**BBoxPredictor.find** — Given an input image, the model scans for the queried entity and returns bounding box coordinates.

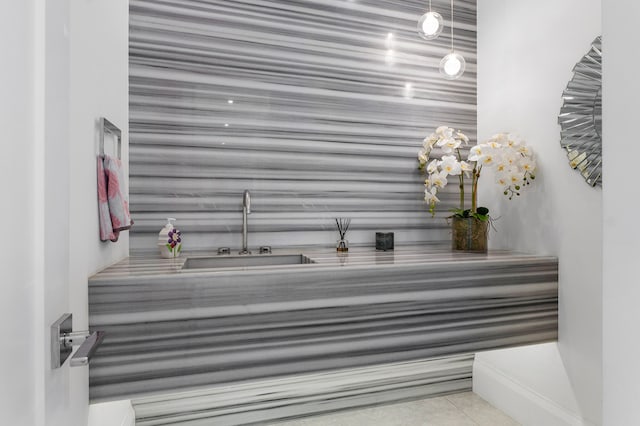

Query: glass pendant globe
[439,52,466,80]
[417,11,444,40]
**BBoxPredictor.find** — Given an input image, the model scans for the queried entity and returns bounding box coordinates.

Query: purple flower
[168,228,182,248]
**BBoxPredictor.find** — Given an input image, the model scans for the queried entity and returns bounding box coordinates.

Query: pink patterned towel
[98,155,133,242]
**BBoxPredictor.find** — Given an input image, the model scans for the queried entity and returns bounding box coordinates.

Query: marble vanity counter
[88,246,558,403]
[90,245,557,278]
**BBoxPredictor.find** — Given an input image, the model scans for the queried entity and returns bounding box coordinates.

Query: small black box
[375,232,394,251]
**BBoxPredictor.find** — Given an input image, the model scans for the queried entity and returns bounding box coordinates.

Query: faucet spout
[243,190,251,214]
[240,190,251,254]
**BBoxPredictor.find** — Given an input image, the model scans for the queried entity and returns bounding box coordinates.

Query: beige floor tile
[271,397,478,426]
[445,392,520,426]
[270,392,519,426]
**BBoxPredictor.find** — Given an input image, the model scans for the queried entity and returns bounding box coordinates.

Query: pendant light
[439,0,465,80]
[417,0,444,40]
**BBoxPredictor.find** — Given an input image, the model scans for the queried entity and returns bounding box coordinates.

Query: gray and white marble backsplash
[129,0,477,251]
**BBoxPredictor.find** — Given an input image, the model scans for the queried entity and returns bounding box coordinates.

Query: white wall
[43,1,75,424]
[68,0,130,340]
[68,0,130,419]
[476,1,602,425]
[0,1,129,424]
[0,1,38,424]
[601,2,640,425]
[474,343,584,426]
[2,0,84,424]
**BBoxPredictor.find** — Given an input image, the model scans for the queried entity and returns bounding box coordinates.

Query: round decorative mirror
[558,36,602,187]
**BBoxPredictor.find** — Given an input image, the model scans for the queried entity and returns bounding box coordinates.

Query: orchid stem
[459,176,464,210]
[471,166,481,213]
[455,148,464,210]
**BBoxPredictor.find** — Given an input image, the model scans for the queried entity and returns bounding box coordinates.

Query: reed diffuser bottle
[335,218,351,252]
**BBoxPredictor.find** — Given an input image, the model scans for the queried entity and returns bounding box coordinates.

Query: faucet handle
[259,246,272,254]
[217,247,231,255]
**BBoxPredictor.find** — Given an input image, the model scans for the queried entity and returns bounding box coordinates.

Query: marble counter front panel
[88,247,558,402]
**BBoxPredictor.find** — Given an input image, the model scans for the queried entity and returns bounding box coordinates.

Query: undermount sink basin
[182,254,315,270]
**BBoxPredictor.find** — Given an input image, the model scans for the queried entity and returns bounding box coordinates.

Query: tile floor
[270,392,519,426]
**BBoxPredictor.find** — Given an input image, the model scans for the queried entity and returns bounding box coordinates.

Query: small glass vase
[336,238,349,252]
[451,216,488,252]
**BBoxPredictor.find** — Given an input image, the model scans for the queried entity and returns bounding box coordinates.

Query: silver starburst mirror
[558,36,602,187]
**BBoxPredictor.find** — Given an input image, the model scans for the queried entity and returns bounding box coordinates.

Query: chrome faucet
[239,190,251,254]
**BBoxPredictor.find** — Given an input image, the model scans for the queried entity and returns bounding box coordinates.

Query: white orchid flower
[517,144,531,156]
[423,133,439,149]
[496,174,509,187]
[428,171,448,189]
[419,128,537,211]
[507,134,523,147]
[520,157,536,173]
[424,177,432,189]
[440,155,462,176]
[503,152,519,167]
[495,162,509,173]
[424,187,440,204]
[468,145,484,162]
[435,126,454,138]
[442,138,462,153]
[509,171,525,186]
[481,154,496,166]
[427,159,439,174]
[418,149,428,166]
[436,137,451,146]
[457,132,469,144]
[460,161,473,177]
[491,133,508,144]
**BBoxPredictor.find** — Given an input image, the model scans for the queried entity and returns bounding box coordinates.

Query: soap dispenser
[158,218,182,258]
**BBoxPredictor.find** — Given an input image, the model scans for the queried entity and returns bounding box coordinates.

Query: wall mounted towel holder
[99,117,122,159]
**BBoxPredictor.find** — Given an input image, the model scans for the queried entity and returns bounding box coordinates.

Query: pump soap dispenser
[158,218,182,258]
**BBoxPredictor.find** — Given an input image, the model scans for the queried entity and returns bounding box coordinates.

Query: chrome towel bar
[99,117,122,159]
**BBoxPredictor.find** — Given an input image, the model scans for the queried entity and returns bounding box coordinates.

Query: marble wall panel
[129,0,477,251]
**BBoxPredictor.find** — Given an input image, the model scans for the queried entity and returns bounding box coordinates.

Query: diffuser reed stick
[335,218,351,252]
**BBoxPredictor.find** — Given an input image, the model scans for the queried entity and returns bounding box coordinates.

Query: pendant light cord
[450,0,454,52]
[429,0,432,12]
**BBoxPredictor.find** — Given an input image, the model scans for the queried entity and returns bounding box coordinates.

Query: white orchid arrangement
[418,127,536,220]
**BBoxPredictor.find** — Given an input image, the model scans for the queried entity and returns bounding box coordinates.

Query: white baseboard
[473,358,594,426]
